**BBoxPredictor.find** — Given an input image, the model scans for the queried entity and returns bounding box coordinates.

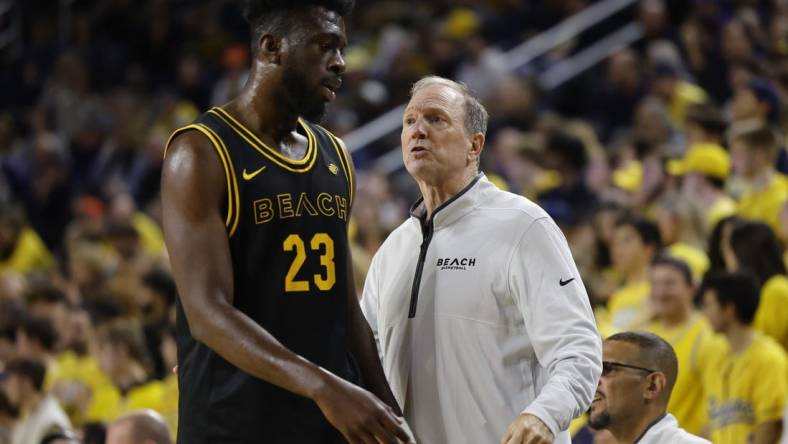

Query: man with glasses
[589,331,710,443]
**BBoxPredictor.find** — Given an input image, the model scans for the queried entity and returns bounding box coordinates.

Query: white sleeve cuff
[522,404,560,440]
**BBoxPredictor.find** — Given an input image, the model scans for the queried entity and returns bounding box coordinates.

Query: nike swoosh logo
[242,166,266,181]
[559,277,575,286]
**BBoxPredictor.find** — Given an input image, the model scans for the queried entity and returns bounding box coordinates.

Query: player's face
[589,341,648,430]
[649,264,692,321]
[401,84,476,186]
[282,7,347,122]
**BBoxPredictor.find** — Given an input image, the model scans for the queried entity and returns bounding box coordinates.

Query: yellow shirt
[645,313,714,434]
[703,332,788,444]
[736,173,788,234]
[755,275,788,350]
[607,280,650,330]
[0,227,54,274]
[86,379,166,422]
[131,212,165,258]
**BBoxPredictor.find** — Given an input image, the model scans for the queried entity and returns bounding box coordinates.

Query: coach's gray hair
[410,76,489,136]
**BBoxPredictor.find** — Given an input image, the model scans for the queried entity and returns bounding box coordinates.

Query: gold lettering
[317,193,335,216]
[277,194,294,219]
[335,195,347,221]
[295,192,319,217]
[253,198,274,224]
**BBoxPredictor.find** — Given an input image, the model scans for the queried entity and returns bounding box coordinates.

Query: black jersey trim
[209,108,318,173]
[165,123,239,237]
[315,125,354,207]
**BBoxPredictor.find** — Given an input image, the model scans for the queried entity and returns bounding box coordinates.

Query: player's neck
[724,322,755,354]
[231,76,301,144]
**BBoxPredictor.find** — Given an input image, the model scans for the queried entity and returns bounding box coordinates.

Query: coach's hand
[314,374,413,444]
[500,413,554,444]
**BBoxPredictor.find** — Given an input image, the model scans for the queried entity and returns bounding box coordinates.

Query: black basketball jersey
[166,107,356,443]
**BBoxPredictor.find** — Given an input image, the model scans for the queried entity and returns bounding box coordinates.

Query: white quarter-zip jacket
[636,413,711,444]
[361,175,602,444]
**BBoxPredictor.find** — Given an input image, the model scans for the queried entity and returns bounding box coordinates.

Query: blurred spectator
[729,122,788,233]
[683,103,728,147]
[608,215,662,329]
[3,357,72,444]
[649,63,707,129]
[668,142,735,240]
[105,410,171,444]
[642,255,715,435]
[731,77,783,125]
[700,272,787,444]
[87,319,164,423]
[0,203,54,277]
[722,221,788,351]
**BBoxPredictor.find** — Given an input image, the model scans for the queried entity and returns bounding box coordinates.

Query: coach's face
[281,6,346,121]
[589,340,646,430]
[401,84,478,186]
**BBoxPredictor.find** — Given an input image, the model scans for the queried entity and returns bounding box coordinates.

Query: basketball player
[161,1,410,442]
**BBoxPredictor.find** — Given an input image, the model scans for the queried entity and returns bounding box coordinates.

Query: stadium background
[0,0,787,443]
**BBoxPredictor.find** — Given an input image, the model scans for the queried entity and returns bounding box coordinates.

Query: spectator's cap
[612,161,643,192]
[747,77,781,123]
[667,143,731,179]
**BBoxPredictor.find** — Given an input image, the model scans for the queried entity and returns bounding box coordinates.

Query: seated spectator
[642,255,715,435]
[722,221,788,350]
[608,215,662,329]
[701,272,787,444]
[2,357,72,444]
[588,331,709,443]
[86,319,164,423]
[729,122,788,233]
[0,203,54,276]
[668,142,736,237]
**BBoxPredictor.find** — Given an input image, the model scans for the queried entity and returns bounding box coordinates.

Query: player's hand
[500,413,554,444]
[314,374,414,444]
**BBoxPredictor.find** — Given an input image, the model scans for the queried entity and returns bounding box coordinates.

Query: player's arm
[753,420,782,444]
[162,132,409,444]
[335,137,404,417]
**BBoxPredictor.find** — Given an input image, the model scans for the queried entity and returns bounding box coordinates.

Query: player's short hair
[243,0,354,50]
[701,271,760,324]
[614,214,662,251]
[651,254,693,286]
[606,331,678,397]
[6,357,47,392]
[410,76,489,137]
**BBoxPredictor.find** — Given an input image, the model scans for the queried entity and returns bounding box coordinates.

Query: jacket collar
[409,173,487,230]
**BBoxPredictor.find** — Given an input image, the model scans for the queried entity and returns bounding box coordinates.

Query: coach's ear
[468,132,484,166]
[258,33,283,64]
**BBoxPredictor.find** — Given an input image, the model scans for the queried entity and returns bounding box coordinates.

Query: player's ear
[258,33,284,64]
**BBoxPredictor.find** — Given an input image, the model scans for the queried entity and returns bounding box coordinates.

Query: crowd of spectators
[1,0,788,443]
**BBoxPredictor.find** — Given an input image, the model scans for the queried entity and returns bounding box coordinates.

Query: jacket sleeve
[507,217,603,437]
[360,252,383,360]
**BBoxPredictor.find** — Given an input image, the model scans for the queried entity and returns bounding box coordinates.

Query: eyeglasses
[602,361,657,376]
